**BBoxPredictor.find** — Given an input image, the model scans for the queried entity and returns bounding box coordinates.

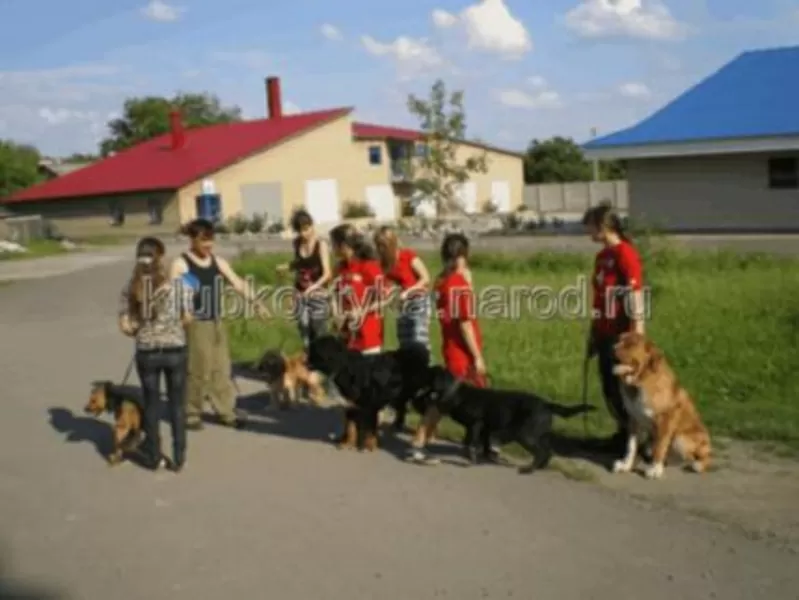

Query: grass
[226,240,799,456]
[0,239,68,261]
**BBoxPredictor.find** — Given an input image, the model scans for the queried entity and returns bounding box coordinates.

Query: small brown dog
[256,350,326,409]
[84,381,143,466]
[612,332,712,479]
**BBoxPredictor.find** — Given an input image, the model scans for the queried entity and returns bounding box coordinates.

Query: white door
[490,180,511,212]
[365,184,396,221]
[454,182,477,213]
[304,179,340,223]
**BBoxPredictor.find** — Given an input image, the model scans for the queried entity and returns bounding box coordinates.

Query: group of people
[117,201,645,471]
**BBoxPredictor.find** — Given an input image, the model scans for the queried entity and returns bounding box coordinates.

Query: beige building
[583,46,799,232]
[2,76,524,238]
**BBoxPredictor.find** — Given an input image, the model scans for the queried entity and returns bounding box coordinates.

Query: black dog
[306,335,430,450]
[416,366,595,474]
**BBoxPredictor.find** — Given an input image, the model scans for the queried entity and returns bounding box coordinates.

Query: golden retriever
[611,332,711,479]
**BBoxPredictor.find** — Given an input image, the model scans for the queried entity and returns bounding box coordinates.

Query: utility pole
[590,127,599,181]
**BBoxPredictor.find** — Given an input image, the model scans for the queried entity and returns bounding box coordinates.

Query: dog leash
[120,355,135,386]
[581,354,591,439]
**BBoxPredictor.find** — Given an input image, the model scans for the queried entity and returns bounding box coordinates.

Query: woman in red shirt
[408,232,488,464]
[373,226,432,350]
[583,202,646,453]
[329,223,385,354]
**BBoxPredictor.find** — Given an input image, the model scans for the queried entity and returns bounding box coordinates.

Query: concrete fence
[523,180,628,217]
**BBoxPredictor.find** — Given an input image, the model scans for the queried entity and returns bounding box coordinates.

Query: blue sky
[1,0,797,156]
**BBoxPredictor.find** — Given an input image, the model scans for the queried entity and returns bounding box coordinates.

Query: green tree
[405,79,489,214]
[62,152,97,162]
[99,92,242,157]
[0,140,43,198]
[523,136,625,183]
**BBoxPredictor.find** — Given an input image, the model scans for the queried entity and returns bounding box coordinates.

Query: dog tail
[546,402,596,419]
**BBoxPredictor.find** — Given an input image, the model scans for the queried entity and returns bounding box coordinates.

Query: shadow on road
[47,407,112,462]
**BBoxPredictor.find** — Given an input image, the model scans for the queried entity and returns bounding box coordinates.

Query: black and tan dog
[84,381,144,466]
[416,366,595,473]
[256,349,326,409]
[306,335,431,451]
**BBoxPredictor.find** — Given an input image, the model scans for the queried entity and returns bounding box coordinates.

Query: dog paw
[612,459,633,473]
[643,462,665,479]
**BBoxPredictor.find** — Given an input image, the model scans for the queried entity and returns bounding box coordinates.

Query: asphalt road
[0,239,797,598]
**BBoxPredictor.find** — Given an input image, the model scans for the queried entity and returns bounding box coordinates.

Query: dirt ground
[542,440,799,552]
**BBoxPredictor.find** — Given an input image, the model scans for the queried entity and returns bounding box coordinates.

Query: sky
[0,0,798,157]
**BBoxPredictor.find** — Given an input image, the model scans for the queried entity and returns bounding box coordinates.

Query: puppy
[83,381,143,466]
[416,366,595,473]
[256,350,325,409]
[611,332,711,479]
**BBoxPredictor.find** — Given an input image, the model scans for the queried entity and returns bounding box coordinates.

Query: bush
[248,213,265,233]
[343,201,375,219]
[228,214,249,235]
[227,245,799,450]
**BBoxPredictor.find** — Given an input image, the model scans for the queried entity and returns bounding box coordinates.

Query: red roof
[352,122,422,142]
[6,108,351,203]
[352,121,524,158]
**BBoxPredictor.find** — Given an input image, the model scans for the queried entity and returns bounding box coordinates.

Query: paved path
[1,255,798,599]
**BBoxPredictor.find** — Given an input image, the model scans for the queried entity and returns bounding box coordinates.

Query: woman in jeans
[118,237,192,472]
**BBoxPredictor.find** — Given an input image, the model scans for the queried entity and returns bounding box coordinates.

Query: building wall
[627,153,799,231]
[3,192,179,238]
[455,146,524,213]
[178,115,395,223]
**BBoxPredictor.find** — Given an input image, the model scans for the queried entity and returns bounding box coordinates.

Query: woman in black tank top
[277,209,332,349]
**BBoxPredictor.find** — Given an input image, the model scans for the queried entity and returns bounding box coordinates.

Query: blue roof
[584,45,799,149]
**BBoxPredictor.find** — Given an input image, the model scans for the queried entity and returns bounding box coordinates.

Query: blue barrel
[195,193,222,222]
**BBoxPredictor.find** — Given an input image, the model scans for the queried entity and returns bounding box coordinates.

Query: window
[147,198,163,225]
[368,145,382,165]
[767,157,798,189]
[109,201,125,226]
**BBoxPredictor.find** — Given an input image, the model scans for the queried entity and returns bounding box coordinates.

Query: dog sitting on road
[255,349,325,410]
[415,366,595,473]
[83,381,143,466]
[306,335,431,451]
[611,332,711,479]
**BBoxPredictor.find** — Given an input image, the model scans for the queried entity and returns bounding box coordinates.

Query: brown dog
[611,332,711,479]
[84,381,143,466]
[256,350,326,409]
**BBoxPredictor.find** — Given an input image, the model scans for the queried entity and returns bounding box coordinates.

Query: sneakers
[406,447,440,466]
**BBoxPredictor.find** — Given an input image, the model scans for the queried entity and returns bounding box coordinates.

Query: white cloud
[528,75,547,87]
[283,101,301,115]
[38,107,99,125]
[432,9,458,28]
[496,88,561,109]
[141,0,183,22]
[432,0,532,59]
[209,50,272,70]
[564,0,686,41]
[361,35,444,79]
[618,82,651,97]
[320,24,343,41]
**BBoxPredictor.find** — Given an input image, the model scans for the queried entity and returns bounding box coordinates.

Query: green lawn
[0,239,68,261]
[227,241,799,451]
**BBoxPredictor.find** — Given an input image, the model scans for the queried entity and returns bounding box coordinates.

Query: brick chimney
[266,76,282,119]
[169,109,185,149]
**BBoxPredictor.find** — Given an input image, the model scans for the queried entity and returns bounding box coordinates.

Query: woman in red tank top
[373,226,432,350]
[583,202,646,454]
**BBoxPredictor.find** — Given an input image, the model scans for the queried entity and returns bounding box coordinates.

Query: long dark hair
[581,201,630,242]
[128,236,167,321]
[439,232,470,277]
[329,223,376,261]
